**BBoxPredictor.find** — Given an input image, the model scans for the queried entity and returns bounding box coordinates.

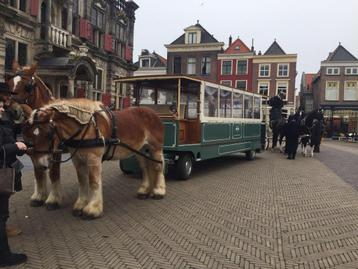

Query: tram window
[220,89,232,118]
[233,92,243,118]
[204,86,218,117]
[139,88,155,104]
[253,96,261,119]
[158,89,176,105]
[244,95,253,118]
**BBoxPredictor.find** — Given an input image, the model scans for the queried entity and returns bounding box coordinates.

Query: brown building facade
[312,44,358,135]
[252,41,297,117]
[165,22,224,82]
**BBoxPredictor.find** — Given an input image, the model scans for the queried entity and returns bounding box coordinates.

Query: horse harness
[29,107,162,164]
[9,71,37,104]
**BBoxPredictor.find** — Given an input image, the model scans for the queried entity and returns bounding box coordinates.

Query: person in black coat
[284,115,300,160]
[0,82,27,267]
[311,119,322,153]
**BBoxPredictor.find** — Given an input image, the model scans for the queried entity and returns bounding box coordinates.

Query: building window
[220,80,232,87]
[258,82,269,96]
[259,64,270,77]
[19,0,26,12]
[236,80,247,91]
[96,69,103,90]
[93,69,103,101]
[91,8,104,29]
[187,57,196,75]
[237,60,247,75]
[221,60,232,75]
[201,57,211,75]
[5,39,27,69]
[277,82,288,100]
[5,39,15,71]
[9,0,16,8]
[326,67,340,75]
[345,67,358,75]
[141,58,150,68]
[173,57,181,74]
[188,32,197,44]
[344,81,358,100]
[325,81,339,101]
[278,63,289,77]
[18,42,27,66]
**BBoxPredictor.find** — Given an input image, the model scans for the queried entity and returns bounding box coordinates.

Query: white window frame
[258,81,269,96]
[221,60,233,75]
[235,80,247,91]
[236,60,248,75]
[326,67,340,76]
[345,67,358,75]
[344,81,358,101]
[259,64,270,77]
[325,81,339,101]
[188,32,197,44]
[140,58,150,68]
[276,81,288,101]
[277,63,289,77]
[220,80,232,87]
[187,57,196,75]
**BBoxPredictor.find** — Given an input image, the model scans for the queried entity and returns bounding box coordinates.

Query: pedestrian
[0,82,27,267]
[284,115,300,160]
[311,119,321,153]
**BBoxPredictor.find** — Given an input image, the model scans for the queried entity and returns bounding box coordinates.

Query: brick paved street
[5,141,358,269]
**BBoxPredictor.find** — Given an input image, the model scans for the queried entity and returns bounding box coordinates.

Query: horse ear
[12,61,20,72]
[29,62,38,75]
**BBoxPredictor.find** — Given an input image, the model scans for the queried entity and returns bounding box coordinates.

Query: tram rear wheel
[245,150,256,161]
[175,153,193,180]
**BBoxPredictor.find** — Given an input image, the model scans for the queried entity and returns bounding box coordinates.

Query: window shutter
[125,46,133,62]
[87,22,93,42]
[102,93,111,106]
[30,0,39,16]
[79,19,87,38]
[104,34,113,52]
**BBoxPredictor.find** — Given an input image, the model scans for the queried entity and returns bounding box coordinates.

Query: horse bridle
[9,71,36,104]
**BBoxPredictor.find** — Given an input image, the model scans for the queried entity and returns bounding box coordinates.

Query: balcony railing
[49,25,70,48]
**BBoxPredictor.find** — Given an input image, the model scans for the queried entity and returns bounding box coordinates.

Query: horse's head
[23,107,60,170]
[8,62,38,104]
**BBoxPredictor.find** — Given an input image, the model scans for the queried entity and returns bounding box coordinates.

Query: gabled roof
[264,41,286,55]
[224,38,251,54]
[325,44,358,62]
[170,23,219,45]
[135,50,167,68]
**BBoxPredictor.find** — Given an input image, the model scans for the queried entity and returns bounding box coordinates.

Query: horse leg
[82,155,103,219]
[136,156,151,199]
[45,155,62,210]
[71,156,89,217]
[147,150,166,199]
[30,165,47,207]
[272,131,278,149]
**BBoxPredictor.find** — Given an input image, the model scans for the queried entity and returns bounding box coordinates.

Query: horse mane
[34,75,55,101]
[44,99,105,125]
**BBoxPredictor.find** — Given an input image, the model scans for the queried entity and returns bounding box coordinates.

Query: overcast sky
[132,0,358,87]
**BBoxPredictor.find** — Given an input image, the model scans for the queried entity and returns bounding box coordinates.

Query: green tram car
[116,75,264,179]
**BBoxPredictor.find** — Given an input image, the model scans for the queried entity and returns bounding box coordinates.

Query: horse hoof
[81,213,100,220]
[30,200,44,207]
[152,194,164,200]
[72,209,83,217]
[46,203,60,211]
[137,193,150,200]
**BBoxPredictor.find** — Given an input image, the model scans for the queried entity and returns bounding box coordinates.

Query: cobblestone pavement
[5,144,358,269]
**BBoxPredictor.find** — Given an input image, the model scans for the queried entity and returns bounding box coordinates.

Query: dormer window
[141,58,150,68]
[188,32,197,44]
[235,46,240,51]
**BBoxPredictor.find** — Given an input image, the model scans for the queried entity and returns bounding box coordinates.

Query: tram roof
[114,75,208,84]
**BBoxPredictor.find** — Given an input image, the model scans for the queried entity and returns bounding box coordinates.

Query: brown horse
[23,98,166,219]
[8,62,62,210]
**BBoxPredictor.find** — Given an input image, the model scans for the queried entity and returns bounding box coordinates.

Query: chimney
[229,35,232,46]
[141,49,149,55]
[251,38,254,52]
[258,50,262,56]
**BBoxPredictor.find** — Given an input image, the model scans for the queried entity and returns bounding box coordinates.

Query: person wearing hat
[284,114,300,160]
[0,82,27,267]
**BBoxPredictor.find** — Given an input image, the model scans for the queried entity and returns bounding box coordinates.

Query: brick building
[311,44,358,135]
[0,0,138,108]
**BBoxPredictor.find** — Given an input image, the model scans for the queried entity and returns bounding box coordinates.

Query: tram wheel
[245,150,256,161]
[175,154,193,180]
